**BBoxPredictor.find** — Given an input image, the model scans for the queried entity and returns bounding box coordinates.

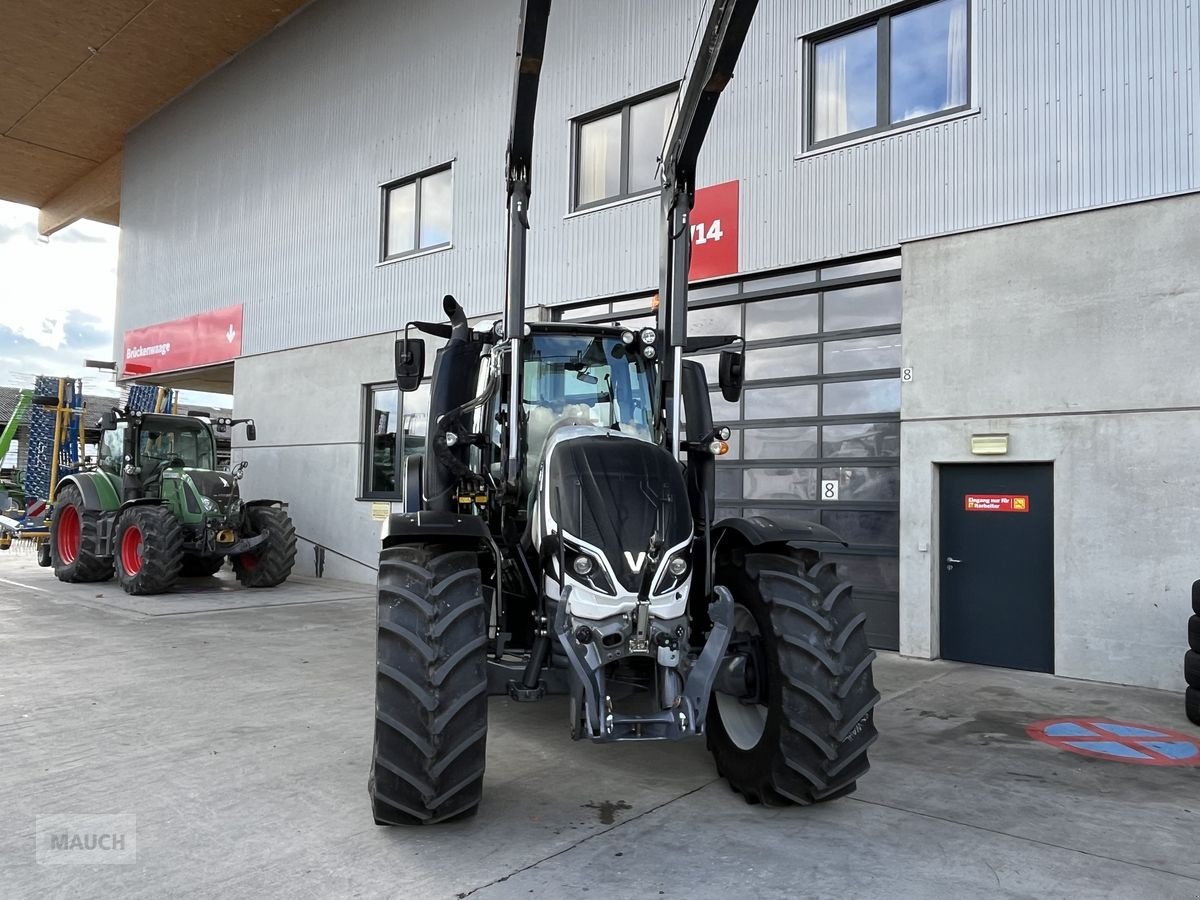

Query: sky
[0,199,230,407]
[0,199,123,398]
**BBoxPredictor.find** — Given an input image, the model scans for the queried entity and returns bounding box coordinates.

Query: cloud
[0,311,120,397]
[0,222,38,243]
[53,229,108,244]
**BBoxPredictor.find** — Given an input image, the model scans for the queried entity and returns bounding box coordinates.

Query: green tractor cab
[48,409,296,595]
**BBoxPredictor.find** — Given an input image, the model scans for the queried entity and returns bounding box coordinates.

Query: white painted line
[0,577,50,593]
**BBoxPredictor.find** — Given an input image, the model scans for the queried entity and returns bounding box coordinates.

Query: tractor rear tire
[232,507,296,588]
[50,483,114,583]
[1185,651,1200,690]
[709,550,879,806]
[1187,687,1200,726]
[370,543,488,826]
[180,554,225,577]
[114,505,183,595]
[1188,616,1200,653]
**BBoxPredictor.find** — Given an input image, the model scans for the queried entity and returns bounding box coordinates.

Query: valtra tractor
[369,0,879,825]
[47,409,296,595]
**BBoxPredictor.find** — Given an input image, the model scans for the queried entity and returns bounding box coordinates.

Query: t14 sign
[689,180,739,281]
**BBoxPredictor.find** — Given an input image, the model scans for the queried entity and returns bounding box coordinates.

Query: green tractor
[46,409,297,595]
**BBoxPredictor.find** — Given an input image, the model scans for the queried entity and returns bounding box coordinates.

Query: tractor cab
[100,413,218,498]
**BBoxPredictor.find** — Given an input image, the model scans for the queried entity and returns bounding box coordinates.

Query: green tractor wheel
[233,506,297,588]
[114,505,184,595]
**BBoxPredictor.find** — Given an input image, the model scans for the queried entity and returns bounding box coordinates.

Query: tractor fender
[119,497,164,512]
[712,514,847,554]
[245,499,288,509]
[381,510,496,555]
[55,472,121,511]
[381,510,501,579]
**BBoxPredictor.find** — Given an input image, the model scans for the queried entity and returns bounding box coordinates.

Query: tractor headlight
[642,345,656,360]
[201,496,217,513]
[639,327,658,345]
[572,554,594,576]
[667,557,688,576]
[621,330,636,345]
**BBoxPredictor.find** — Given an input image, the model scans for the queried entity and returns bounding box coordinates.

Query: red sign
[965,494,1030,513]
[122,305,243,377]
[689,180,739,281]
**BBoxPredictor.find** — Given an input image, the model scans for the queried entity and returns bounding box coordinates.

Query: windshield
[138,419,216,470]
[523,333,658,476]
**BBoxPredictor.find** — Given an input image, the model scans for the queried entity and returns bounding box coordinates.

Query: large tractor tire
[1188,616,1200,653]
[1185,651,1200,690]
[232,506,296,588]
[114,505,184,595]
[1187,687,1200,726]
[180,554,225,577]
[370,543,488,826]
[709,551,879,806]
[50,483,114,583]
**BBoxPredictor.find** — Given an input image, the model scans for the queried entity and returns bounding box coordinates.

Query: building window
[381,165,453,261]
[574,89,676,209]
[808,0,968,148]
[363,382,430,499]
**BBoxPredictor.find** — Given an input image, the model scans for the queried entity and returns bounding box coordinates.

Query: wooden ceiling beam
[38,150,123,235]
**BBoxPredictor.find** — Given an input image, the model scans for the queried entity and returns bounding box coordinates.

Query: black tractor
[369,0,879,825]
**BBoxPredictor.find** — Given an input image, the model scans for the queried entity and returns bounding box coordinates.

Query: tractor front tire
[50,483,114,583]
[370,543,488,826]
[180,554,225,577]
[709,550,880,806]
[232,507,296,588]
[114,505,183,595]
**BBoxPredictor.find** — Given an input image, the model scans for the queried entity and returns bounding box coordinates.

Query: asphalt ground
[1,548,1197,899]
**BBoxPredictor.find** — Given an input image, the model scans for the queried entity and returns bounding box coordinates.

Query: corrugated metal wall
[116,0,1200,357]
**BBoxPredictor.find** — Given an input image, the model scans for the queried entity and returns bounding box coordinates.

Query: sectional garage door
[556,252,902,649]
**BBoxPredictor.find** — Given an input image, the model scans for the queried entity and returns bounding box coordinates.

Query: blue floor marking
[1064,740,1150,759]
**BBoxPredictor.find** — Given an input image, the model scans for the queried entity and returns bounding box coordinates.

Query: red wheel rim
[120,525,143,575]
[57,505,81,564]
[240,553,258,571]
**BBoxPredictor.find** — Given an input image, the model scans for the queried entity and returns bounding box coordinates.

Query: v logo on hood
[623,550,647,573]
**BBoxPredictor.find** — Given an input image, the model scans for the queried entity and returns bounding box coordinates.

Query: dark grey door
[939,464,1054,673]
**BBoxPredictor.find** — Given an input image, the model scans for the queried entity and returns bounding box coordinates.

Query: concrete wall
[231,333,398,584]
[899,192,1200,690]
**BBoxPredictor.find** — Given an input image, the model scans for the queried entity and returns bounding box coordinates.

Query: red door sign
[122,305,244,377]
[965,494,1030,513]
[689,180,739,281]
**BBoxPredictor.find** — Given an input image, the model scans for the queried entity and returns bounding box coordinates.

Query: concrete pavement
[0,549,1196,899]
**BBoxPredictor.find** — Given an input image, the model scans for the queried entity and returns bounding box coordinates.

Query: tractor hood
[539,428,691,594]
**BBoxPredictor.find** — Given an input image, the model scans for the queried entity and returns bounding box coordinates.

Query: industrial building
[6,0,1198,690]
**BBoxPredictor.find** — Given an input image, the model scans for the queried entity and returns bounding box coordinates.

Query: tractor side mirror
[395,337,426,392]
[245,422,257,442]
[718,350,744,402]
[99,411,117,431]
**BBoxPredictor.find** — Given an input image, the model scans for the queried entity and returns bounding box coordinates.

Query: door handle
[946,557,962,564]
